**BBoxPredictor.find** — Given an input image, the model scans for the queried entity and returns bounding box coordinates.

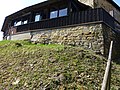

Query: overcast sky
[0,0,120,41]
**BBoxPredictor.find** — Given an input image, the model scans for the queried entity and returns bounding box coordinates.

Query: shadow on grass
[112,57,120,65]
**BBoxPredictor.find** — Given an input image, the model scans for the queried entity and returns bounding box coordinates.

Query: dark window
[59,8,68,17]
[50,10,58,19]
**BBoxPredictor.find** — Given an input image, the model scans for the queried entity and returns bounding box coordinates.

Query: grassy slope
[0,40,120,90]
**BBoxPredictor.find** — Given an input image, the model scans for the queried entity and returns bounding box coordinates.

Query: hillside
[0,40,120,90]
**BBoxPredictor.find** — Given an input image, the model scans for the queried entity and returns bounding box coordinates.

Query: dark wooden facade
[16,8,115,33]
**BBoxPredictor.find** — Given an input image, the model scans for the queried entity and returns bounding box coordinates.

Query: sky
[0,0,120,41]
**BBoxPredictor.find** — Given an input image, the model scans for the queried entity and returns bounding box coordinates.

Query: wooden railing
[16,8,115,32]
[101,41,113,90]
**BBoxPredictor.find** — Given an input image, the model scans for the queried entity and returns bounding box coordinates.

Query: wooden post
[101,41,113,90]
[107,62,111,90]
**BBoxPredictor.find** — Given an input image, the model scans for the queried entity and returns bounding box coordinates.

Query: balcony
[16,8,115,32]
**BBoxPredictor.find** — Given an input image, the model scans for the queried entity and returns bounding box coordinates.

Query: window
[14,22,17,26]
[23,20,28,24]
[14,21,22,26]
[50,10,58,19]
[35,14,42,22]
[59,8,68,17]
[109,10,114,17]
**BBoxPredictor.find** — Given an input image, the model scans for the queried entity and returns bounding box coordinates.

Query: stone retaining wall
[31,24,104,54]
[10,23,119,58]
[8,21,120,59]
[103,24,120,59]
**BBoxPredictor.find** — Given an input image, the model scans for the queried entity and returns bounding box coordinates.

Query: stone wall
[102,24,114,57]
[10,23,119,58]
[102,24,120,59]
[31,24,104,54]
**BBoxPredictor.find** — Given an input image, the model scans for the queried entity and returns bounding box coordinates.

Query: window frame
[50,7,68,19]
[14,21,22,26]
[35,14,42,22]
[50,10,58,19]
[59,8,68,17]
[23,20,28,24]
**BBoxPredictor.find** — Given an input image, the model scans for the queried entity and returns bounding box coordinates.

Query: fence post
[101,41,113,90]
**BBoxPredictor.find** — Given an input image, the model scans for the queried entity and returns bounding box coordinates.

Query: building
[1,0,120,58]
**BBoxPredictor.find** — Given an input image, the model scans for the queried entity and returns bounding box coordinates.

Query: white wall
[78,0,94,8]
[0,31,3,41]
[11,32,31,40]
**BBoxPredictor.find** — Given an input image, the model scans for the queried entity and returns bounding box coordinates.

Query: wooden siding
[16,8,115,32]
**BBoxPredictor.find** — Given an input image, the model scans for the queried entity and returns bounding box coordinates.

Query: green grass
[0,40,120,90]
